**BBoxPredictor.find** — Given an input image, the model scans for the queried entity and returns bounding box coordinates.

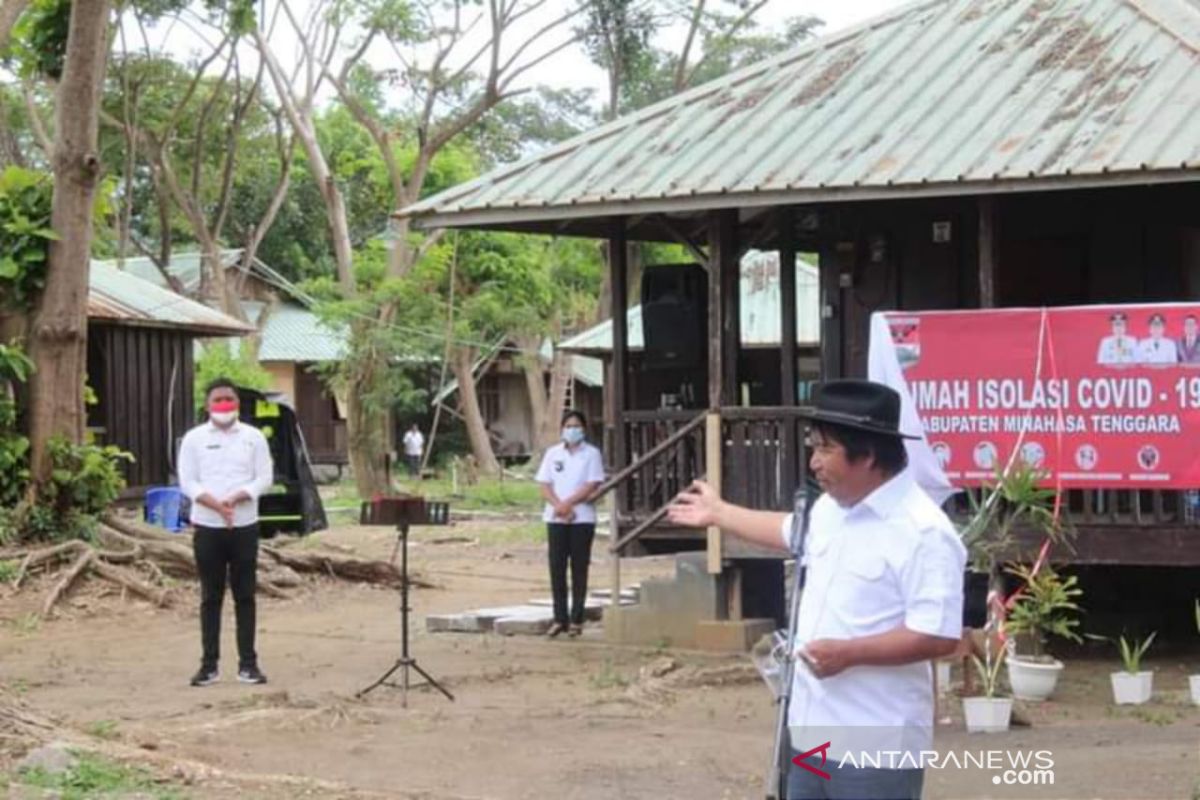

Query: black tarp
[232,387,328,536]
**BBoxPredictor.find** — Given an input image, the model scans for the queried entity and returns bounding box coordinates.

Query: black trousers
[193,524,259,669]
[547,523,595,625]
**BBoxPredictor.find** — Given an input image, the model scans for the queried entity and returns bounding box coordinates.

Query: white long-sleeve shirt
[178,421,274,528]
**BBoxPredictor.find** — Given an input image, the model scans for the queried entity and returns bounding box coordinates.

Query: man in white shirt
[669,380,965,800]
[1096,312,1138,366]
[178,378,275,687]
[402,424,425,478]
[1137,313,1178,365]
[535,410,605,637]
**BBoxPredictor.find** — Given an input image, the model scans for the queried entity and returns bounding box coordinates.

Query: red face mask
[210,400,239,414]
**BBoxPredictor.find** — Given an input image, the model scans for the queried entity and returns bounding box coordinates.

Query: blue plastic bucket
[145,487,184,532]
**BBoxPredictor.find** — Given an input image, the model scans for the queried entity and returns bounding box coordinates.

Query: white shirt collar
[848,469,914,520]
[206,420,240,433]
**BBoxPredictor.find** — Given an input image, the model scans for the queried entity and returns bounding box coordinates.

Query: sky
[141,0,911,114]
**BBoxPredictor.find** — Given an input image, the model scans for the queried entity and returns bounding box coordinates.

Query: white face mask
[562,427,585,446]
[210,411,238,427]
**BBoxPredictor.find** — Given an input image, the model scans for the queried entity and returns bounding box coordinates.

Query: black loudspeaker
[640,264,707,367]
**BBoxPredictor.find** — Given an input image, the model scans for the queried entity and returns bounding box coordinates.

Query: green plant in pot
[1002,562,1083,701]
[963,646,1012,733]
[1109,631,1156,705]
[957,462,1075,691]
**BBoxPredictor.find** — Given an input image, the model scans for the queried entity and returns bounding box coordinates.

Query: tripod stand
[356,520,455,706]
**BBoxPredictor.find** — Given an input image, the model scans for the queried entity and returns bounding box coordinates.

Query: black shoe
[237,665,268,685]
[190,666,219,687]
[568,624,583,637]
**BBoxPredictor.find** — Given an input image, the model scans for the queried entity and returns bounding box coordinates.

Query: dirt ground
[1,518,1198,799]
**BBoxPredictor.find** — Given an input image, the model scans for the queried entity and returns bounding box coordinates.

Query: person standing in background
[178,378,274,687]
[403,424,425,479]
[535,410,605,638]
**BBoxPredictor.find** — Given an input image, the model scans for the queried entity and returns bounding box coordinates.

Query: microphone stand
[766,482,815,800]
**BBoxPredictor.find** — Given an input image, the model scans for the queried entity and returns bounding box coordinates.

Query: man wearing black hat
[669,380,965,800]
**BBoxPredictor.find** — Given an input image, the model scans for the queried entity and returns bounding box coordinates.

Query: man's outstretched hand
[667,480,722,528]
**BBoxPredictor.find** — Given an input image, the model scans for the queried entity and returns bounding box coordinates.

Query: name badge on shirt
[554,460,564,472]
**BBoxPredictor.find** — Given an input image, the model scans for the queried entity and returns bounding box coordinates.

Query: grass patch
[11,612,40,635]
[85,719,120,740]
[477,522,546,545]
[326,476,543,512]
[0,559,17,583]
[590,659,630,690]
[19,753,182,799]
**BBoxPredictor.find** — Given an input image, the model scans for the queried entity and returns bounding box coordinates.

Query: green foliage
[193,341,271,411]
[0,559,17,583]
[959,461,1072,574]
[19,752,181,800]
[85,719,120,740]
[18,438,132,543]
[1115,631,1156,674]
[0,341,33,508]
[9,0,71,80]
[970,646,1008,699]
[1004,563,1084,659]
[0,167,56,310]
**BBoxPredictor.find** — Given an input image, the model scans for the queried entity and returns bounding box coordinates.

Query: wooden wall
[87,324,195,493]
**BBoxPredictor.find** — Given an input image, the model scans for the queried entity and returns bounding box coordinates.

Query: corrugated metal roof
[110,249,246,293]
[399,0,1200,232]
[558,251,819,354]
[88,262,252,336]
[256,303,348,363]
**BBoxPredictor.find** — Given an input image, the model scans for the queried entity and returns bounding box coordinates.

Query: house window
[477,375,501,422]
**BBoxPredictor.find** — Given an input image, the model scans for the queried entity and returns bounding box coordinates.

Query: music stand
[355,496,455,706]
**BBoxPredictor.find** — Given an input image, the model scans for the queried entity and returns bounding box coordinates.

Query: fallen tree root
[3,514,421,616]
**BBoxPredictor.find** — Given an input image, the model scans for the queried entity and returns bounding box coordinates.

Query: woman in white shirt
[535,410,605,637]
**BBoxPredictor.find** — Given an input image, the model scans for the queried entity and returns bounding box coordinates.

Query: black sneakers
[190,666,219,687]
[237,665,268,684]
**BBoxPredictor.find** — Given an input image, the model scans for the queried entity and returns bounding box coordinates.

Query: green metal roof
[558,251,819,355]
[255,302,348,363]
[112,249,246,293]
[87,261,252,336]
[399,0,1200,234]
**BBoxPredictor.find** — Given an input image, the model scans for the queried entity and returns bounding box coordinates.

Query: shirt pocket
[838,551,899,627]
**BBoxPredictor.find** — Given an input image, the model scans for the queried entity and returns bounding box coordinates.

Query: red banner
[886,305,1200,488]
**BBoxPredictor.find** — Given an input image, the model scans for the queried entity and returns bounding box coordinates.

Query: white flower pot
[1007,657,1063,701]
[1110,671,1153,705]
[963,697,1013,733]
[1189,674,1200,706]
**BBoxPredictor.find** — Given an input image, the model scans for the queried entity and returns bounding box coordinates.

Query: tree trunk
[27,0,111,482]
[450,345,500,476]
[344,330,391,498]
[542,350,572,449]
[517,335,549,452]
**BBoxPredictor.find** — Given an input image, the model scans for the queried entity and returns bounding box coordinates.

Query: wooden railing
[616,410,707,519]
[951,486,1200,527]
[719,407,809,512]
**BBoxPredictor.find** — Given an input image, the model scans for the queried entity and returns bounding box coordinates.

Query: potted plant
[1109,632,1156,705]
[1002,562,1083,701]
[1190,599,1200,706]
[956,463,1074,694]
[962,646,1012,733]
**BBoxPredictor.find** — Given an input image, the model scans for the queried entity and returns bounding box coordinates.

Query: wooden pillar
[707,209,740,408]
[979,197,997,309]
[705,410,723,574]
[779,207,798,408]
[778,207,799,498]
[609,219,629,506]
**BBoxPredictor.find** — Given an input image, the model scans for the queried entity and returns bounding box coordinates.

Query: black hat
[1110,312,1127,322]
[1148,313,1165,325]
[808,380,919,440]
